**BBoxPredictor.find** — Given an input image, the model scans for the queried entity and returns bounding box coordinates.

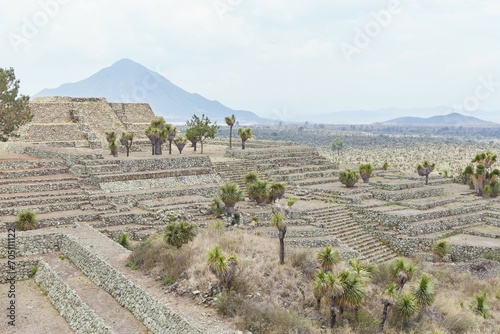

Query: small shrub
[116,232,132,250]
[30,266,38,277]
[251,215,259,222]
[59,255,66,261]
[472,291,489,319]
[287,197,297,207]
[162,274,175,285]
[16,210,38,231]
[216,289,244,317]
[164,221,197,249]
[432,240,450,260]
[126,261,138,270]
[339,169,359,188]
[207,220,225,235]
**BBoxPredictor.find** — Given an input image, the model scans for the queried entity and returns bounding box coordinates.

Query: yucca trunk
[380,303,390,331]
[279,227,286,265]
[229,126,233,149]
[242,139,247,149]
[330,295,337,328]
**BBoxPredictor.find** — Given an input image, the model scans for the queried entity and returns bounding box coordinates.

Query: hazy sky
[2,0,500,119]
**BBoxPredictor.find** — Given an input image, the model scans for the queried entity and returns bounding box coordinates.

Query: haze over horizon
[2,0,500,121]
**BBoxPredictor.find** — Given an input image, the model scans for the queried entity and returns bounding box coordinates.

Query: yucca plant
[238,127,253,149]
[316,246,340,272]
[358,163,373,183]
[16,210,39,231]
[225,114,236,149]
[389,258,416,293]
[119,131,134,157]
[173,135,187,154]
[339,169,359,188]
[269,182,286,202]
[271,212,287,265]
[472,291,489,319]
[380,283,398,331]
[412,274,436,309]
[244,172,259,186]
[313,270,329,308]
[248,180,269,204]
[207,245,238,290]
[396,292,418,324]
[163,221,197,249]
[218,182,243,216]
[210,198,226,217]
[348,258,375,282]
[417,160,435,185]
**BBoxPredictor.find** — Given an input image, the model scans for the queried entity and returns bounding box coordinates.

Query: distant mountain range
[35,58,266,124]
[381,112,498,126]
[304,107,500,125]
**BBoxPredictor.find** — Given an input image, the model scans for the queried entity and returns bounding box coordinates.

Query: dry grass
[129,225,500,333]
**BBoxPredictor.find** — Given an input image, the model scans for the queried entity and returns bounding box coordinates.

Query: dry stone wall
[34,260,114,334]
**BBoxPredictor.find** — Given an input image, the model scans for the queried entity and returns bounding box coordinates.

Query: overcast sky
[1,0,500,119]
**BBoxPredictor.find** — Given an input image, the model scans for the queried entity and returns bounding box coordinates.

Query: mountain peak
[382,112,498,126]
[35,60,264,124]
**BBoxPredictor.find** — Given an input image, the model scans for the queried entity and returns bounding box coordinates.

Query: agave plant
[339,169,359,188]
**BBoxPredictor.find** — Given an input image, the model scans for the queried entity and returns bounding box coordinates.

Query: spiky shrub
[218,182,243,216]
[207,245,238,290]
[339,169,359,188]
[472,291,489,319]
[244,172,259,186]
[432,240,450,260]
[210,198,226,217]
[117,232,132,250]
[382,160,389,170]
[396,292,418,324]
[286,197,297,207]
[271,213,287,265]
[389,258,416,292]
[248,180,269,204]
[16,210,39,231]
[380,283,398,331]
[163,221,197,249]
[108,139,118,157]
[316,246,340,272]
[358,163,373,183]
[238,127,253,149]
[412,274,436,309]
[268,182,286,201]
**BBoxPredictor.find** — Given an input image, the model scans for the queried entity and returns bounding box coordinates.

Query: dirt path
[2,279,73,334]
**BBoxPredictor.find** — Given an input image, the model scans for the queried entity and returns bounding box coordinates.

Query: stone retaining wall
[372,187,444,202]
[60,235,201,333]
[0,259,38,283]
[34,260,114,334]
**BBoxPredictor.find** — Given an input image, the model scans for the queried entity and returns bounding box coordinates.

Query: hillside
[382,112,498,126]
[35,59,266,124]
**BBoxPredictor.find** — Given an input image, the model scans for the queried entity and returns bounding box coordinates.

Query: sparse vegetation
[15,210,38,231]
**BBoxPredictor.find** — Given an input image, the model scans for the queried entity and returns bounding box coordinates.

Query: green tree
[268,182,286,202]
[417,161,435,185]
[225,114,236,149]
[119,131,134,157]
[380,283,398,331]
[0,68,32,142]
[185,127,200,152]
[238,128,253,149]
[218,182,243,217]
[16,210,38,231]
[358,163,373,183]
[186,114,219,154]
[316,246,340,272]
[331,137,344,156]
[207,245,238,290]
[339,169,359,188]
[145,118,168,155]
[271,212,287,265]
[173,135,187,154]
[163,221,197,249]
